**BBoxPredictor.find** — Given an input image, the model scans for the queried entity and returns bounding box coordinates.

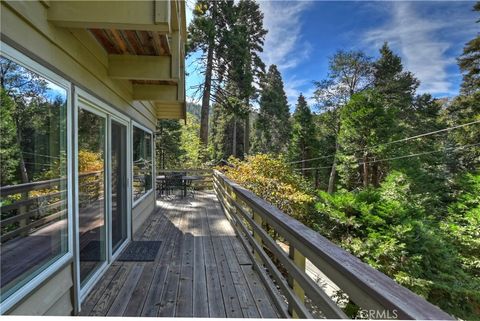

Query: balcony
[79,190,279,317]
[78,170,453,319]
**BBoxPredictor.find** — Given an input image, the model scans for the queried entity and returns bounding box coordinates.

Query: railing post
[288,246,306,318]
[252,210,263,263]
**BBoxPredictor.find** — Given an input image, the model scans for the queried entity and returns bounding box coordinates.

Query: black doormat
[117,241,162,261]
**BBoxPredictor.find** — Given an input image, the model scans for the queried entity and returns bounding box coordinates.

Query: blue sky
[186,1,478,110]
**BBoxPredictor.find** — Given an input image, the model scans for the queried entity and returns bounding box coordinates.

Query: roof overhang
[48,0,186,121]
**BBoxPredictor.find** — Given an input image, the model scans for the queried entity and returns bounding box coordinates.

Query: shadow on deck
[79,191,280,318]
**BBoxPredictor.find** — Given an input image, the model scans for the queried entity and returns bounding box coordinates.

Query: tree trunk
[244,114,250,156]
[372,162,380,187]
[327,140,339,194]
[244,98,250,155]
[232,117,237,157]
[200,45,214,147]
[363,153,369,187]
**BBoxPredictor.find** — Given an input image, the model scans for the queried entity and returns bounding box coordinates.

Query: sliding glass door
[77,108,107,287]
[76,93,131,299]
[110,120,128,254]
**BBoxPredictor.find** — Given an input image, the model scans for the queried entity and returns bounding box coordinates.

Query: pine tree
[313,50,373,193]
[252,65,291,154]
[188,0,234,148]
[458,2,480,94]
[156,119,184,169]
[288,94,317,175]
[337,89,395,188]
[373,42,419,113]
[227,0,267,155]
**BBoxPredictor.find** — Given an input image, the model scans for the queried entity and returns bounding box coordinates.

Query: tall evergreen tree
[252,64,291,154]
[227,0,267,155]
[313,50,373,193]
[373,42,419,113]
[288,94,317,175]
[446,2,480,172]
[458,2,480,94]
[156,119,184,169]
[188,0,234,148]
[337,89,395,188]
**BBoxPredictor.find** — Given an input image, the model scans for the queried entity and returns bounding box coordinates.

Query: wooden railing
[158,168,213,190]
[213,170,454,320]
[0,171,102,243]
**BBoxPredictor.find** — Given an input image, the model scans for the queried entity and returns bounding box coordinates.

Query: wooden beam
[108,54,171,80]
[171,0,180,31]
[48,1,171,32]
[155,0,171,32]
[155,102,185,120]
[171,31,181,79]
[133,84,177,101]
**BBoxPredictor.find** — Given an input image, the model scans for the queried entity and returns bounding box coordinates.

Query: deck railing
[0,171,102,243]
[157,168,213,190]
[213,170,454,320]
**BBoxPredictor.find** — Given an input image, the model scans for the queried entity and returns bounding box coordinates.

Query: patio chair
[165,172,185,196]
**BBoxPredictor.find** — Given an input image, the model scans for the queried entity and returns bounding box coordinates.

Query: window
[0,51,70,303]
[132,125,153,203]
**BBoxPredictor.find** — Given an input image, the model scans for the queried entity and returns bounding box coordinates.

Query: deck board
[80,191,280,318]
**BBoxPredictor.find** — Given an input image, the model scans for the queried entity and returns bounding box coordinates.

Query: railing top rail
[0,171,102,196]
[158,168,213,172]
[213,170,454,320]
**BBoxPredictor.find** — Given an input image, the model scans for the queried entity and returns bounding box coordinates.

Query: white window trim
[131,120,155,208]
[73,88,133,307]
[0,42,74,313]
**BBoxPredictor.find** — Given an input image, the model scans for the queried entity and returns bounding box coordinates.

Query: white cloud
[362,2,475,95]
[259,1,313,71]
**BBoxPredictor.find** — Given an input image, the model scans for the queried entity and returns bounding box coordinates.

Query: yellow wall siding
[1,0,161,314]
[132,192,156,235]
[7,263,74,316]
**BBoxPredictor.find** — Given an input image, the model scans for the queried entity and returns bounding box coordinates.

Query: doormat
[117,241,162,261]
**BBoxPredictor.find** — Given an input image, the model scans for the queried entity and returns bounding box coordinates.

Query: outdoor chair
[165,172,185,196]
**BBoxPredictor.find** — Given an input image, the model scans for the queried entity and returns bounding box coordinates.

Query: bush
[219,154,315,223]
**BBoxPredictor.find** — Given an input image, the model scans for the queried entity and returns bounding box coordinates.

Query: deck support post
[288,246,306,318]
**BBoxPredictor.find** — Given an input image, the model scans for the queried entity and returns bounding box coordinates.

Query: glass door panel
[111,120,128,253]
[78,108,106,287]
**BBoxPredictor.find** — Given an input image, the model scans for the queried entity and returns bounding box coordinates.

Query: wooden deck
[79,191,280,318]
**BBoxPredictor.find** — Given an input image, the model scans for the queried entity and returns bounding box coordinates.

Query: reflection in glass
[0,55,68,302]
[111,121,127,253]
[78,108,106,286]
[132,127,152,201]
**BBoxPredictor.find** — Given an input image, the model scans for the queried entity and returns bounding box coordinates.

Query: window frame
[0,42,74,313]
[131,120,154,208]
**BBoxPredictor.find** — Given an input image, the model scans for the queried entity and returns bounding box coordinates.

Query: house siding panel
[1,0,159,315]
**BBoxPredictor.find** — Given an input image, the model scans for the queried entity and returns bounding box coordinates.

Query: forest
[155,1,480,319]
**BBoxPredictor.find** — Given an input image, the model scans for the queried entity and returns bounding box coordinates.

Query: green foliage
[288,94,317,171]
[179,113,207,168]
[457,2,480,94]
[0,89,19,184]
[220,154,315,223]
[314,171,480,319]
[157,119,185,169]
[252,64,291,154]
[337,89,396,188]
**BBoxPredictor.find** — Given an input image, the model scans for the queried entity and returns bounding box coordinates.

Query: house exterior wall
[0,0,181,315]
[7,263,74,315]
